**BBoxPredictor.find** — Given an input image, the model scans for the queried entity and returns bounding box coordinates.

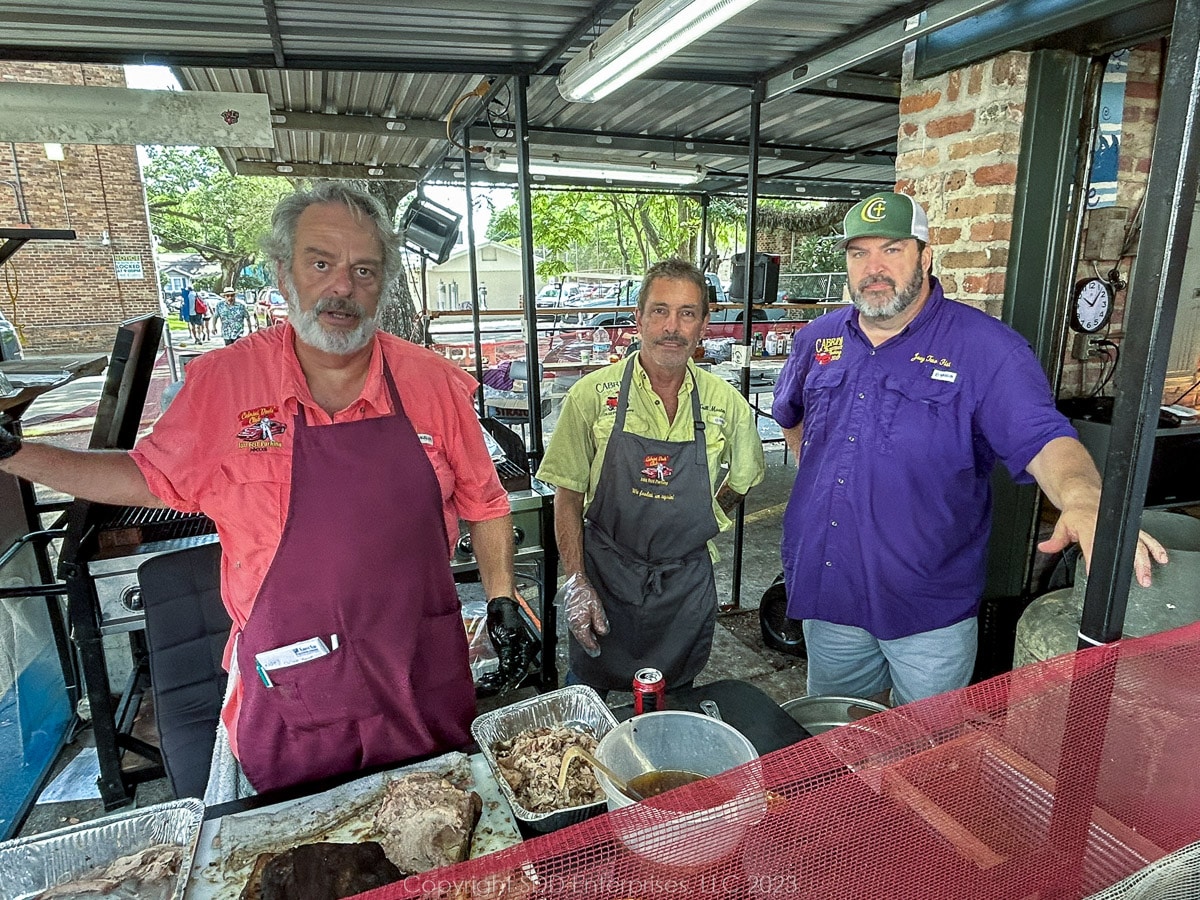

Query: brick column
[896,48,1030,318]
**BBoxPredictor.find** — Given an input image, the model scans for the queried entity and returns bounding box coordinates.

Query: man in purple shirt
[773,192,1166,705]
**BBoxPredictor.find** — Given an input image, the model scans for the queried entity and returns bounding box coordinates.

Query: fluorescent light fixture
[485,151,704,186]
[44,142,64,160]
[558,0,761,103]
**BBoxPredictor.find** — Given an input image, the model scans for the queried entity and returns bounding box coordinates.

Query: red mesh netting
[366,621,1200,900]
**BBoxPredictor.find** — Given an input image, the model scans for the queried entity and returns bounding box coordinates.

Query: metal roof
[0,0,927,199]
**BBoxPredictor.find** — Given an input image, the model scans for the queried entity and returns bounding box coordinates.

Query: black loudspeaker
[729,252,781,303]
[401,197,461,264]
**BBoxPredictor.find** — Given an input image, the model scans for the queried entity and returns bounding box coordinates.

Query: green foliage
[142,146,292,288]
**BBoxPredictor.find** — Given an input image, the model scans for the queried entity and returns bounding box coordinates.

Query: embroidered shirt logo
[910,352,953,368]
[237,406,287,450]
[640,454,673,484]
[814,337,843,365]
[605,395,619,410]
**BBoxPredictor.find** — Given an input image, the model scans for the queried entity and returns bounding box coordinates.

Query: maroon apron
[235,367,475,792]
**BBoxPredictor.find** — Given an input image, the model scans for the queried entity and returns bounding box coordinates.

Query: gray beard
[284,274,379,355]
[851,264,925,321]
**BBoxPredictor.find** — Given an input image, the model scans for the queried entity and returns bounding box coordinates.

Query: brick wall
[0,62,160,354]
[896,44,1176,405]
[896,47,1028,319]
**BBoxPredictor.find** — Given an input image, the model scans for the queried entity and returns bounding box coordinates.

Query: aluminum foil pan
[473,685,618,833]
[1,797,204,900]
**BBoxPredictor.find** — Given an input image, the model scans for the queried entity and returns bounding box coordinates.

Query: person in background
[537,258,765,694]
[203,291,220,341]
[180,284,206,343]
[0,181,525,801]
[216,287,255,345]
[772,191,1168,707]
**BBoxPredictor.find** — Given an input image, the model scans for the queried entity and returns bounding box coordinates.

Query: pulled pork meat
[492,726,604,813]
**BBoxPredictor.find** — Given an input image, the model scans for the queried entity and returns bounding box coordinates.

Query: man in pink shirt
[0,182,518,800]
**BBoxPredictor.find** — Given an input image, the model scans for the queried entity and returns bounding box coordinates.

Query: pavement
[13,345,805,839]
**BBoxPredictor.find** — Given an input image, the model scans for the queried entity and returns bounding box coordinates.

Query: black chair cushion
[137,542,230,800]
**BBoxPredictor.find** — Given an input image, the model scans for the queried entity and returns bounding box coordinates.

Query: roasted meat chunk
[492,725,604,813]
[372,772,483,873]
[258,841,401,900]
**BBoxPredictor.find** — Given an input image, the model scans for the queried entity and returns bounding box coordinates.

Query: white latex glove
[561,572,609,657]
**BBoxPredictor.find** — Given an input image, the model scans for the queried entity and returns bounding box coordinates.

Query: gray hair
[638,258,710,318]
[262,181,402,285]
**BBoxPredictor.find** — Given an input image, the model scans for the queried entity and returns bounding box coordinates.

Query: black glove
[0,418,20,461]
[480,597,538,693]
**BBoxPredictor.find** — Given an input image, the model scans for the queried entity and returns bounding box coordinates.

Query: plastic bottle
[592,326,611,360]
[764,331,778,356]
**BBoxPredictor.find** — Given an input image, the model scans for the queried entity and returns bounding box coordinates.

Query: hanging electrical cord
[445,80,492,154]
[1090,339,1120,397]
[486,83,514,141]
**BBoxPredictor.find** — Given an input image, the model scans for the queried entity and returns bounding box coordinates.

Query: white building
[417,241,541,311]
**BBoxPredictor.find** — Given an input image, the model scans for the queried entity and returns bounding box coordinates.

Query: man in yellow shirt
[537,258,765,692]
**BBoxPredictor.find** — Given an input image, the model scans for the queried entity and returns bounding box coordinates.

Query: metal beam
[233,161,419,180]
[1081,0,1200,646]
[790,71,901,103]
[270,110,445,140]
[260,0,287,68]
[0,46,536,76]
[764,0,1009,100]
[525,127,896,169]
[427,164,889,200]
[980,50,1095,678]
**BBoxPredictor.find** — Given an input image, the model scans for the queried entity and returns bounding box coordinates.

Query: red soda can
[632,667,666,715]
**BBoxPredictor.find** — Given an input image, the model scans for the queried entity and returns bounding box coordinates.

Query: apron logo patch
[814,337,843,365]
[417,433,435,446]
[930,369,958,383]
[640,454,674,484]
[237,406,287,450]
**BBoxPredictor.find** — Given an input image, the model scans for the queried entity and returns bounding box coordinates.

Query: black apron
[572,355,721,690]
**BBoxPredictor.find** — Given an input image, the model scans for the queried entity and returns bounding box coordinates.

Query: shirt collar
[279,325,391,417]
[632,352,697,397]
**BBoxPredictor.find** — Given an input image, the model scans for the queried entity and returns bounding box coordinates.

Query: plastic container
[594,710,764,867]
[591,326,611,359]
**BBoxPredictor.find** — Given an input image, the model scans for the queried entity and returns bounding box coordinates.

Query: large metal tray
[1,797,204,900]
[184,751,520,900]
[472,685,618,833]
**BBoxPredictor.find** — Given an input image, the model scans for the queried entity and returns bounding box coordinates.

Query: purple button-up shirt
[773,278,1075,639]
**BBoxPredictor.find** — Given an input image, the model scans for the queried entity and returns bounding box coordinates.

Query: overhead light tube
[485,151,705,186]
[557,0,761,103]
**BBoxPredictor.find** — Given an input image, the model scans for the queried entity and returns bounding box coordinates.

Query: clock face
[1072,278,1112,333]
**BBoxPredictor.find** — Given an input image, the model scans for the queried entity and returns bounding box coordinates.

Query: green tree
[143,146,291,290]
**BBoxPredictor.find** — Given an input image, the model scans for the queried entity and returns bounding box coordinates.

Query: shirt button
[869,350,876,356]
[831,521,838,527]
[825,561,833,567]
[858,392,865,399]
[848,435,856,442]
[837,478,845,485]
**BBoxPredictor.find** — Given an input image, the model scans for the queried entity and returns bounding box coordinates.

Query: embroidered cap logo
[861,198,889,223]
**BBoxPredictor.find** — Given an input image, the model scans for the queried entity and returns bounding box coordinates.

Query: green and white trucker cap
[836,192,930,249]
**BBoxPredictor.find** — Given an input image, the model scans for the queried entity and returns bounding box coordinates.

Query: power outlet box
[1070,332,1092,361]
[731,344,750,367]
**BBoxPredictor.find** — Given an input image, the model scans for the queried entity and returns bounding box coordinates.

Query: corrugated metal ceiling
[0,0,917,199]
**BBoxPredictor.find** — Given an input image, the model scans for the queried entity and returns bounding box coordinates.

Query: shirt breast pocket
[879,374,966,459]
[801,367,846,446]
[216,451,290,531]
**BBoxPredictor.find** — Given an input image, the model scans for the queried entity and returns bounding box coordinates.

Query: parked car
[256,288,289,326]
[0,307,23,360]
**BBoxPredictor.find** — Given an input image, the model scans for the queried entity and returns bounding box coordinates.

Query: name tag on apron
[254,635,337,686]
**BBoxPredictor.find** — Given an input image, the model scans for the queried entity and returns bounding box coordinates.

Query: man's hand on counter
[561,573,609,657]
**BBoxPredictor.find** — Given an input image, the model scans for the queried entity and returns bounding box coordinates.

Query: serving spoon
[558,745,646,802]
